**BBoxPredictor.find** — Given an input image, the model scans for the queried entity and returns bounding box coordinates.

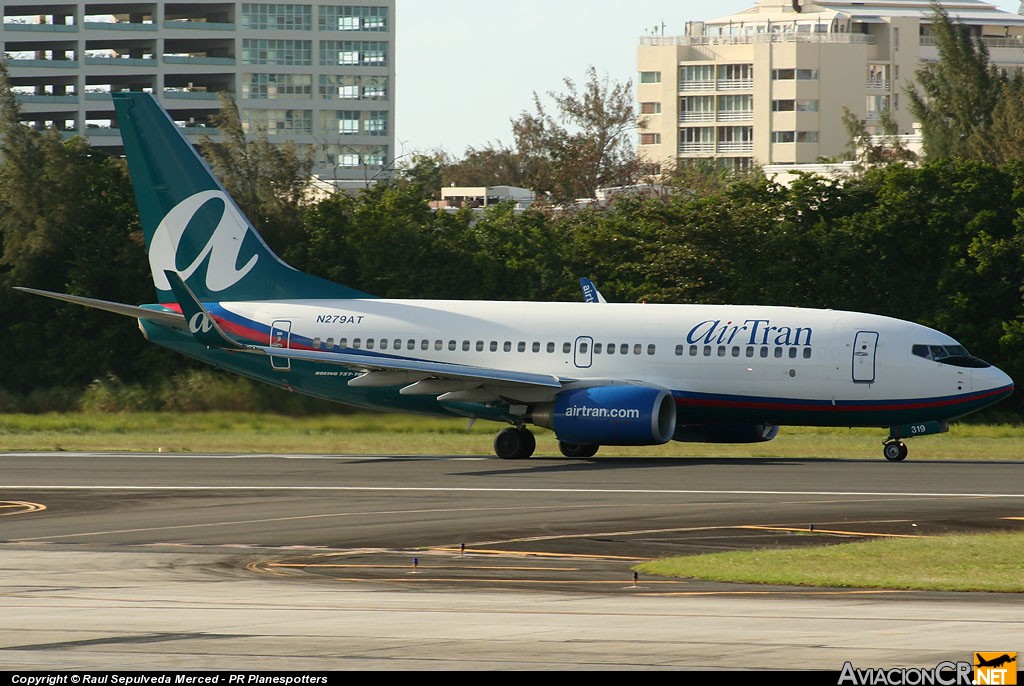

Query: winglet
[164,270,248,350]
[579,278,608,304]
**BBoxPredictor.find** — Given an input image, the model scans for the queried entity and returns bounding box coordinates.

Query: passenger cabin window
[338,338,347,348]
[563,343,572,354]
[547,342,555,353]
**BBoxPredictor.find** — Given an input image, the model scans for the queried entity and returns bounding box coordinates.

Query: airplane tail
[111,92,372,303]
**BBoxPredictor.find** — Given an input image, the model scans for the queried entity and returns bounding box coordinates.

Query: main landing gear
[494,427,536,460]
[883,440,909,462]
[558,442,600,458]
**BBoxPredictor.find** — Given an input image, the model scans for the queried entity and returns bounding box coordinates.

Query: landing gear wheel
[883,441,908,462]
[494,427,536,460]
[559,442,600,458]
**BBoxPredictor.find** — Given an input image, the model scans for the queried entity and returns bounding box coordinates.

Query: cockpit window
[912,344,991,368]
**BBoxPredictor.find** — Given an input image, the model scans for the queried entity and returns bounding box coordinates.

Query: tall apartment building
[637,0,1024,172]
[0,1,395,181]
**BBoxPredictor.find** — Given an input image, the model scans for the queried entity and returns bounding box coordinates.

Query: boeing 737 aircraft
[16,93,1015,461]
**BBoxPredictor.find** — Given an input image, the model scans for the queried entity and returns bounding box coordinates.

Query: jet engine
[531,385,677,446]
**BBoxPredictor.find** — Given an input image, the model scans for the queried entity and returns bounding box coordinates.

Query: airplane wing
[14,287,187,329]
[163,271,565,393]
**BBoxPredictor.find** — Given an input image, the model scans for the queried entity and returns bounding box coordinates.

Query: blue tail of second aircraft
[111,92,372,304]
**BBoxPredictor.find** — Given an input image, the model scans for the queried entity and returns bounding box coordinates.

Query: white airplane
[17,93,1015,461]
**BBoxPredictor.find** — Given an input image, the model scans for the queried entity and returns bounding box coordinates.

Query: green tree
[512,66,639,204]
[442,144,526,189]
[907,1,1004,160]
[199,93,313,263]
[0,62,167,395]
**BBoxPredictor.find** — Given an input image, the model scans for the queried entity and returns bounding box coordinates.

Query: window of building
[640,71,661,84]
[796,131,819,143]
[717,63,752,81]
[320,40,389,67]
[242,39,312,66]
[772,130,796,143]
[243,73,312,100]
[680,65,714,83]
[772,99,796,112]
[640,102,661,114]
[242,3,312,31]
[319,5,389,32]
[718,94,752,114]
[242,108,313,134]
[640,133,661,145]
[718,126,753,143]
[365,111,387,135]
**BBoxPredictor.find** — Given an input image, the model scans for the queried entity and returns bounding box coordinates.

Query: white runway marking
[0,484,1022,498]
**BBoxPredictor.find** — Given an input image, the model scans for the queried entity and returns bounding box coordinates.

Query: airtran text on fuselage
[687,319,814,347]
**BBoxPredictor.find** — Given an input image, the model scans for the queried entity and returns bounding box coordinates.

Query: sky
[394,0,1022,156]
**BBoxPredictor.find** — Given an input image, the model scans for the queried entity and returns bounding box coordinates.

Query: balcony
[163,55,236,66]
[679,111,715,122]
[2,22,77,32]
[718,141,753,154]
[14,94,79,104]
[164,89,222,100]
[718,110,753,122]
[163,20,236,31]
[717,78,753,91]
[5,59,79,68]
[679,80,716,92]
[83,21,157,31]
[679,142,715,154]
[85,56,157,66]
[866,79,890,91]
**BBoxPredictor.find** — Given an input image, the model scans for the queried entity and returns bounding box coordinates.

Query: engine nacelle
[673,423,780,444]
[531,386,677,446]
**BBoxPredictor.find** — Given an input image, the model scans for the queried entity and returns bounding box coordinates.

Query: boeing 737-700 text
[16,93,1015,461]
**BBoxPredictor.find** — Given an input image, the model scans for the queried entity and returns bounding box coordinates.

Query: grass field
[635,531,1024,592]
[2,411,1024,458]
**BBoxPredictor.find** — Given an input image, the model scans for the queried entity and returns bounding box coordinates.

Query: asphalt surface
[1,452,1023,670]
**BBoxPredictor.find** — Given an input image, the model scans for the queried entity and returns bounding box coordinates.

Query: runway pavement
[1,452,1023,670]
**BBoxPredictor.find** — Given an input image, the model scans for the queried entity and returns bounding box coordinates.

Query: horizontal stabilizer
[14,287,186,328]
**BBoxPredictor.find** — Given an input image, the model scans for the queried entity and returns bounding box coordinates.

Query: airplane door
[852,331,879,383]
[270,320,292,371]
[574,336,593,369]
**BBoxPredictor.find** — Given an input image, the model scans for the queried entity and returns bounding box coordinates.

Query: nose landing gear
[883,440,908,462]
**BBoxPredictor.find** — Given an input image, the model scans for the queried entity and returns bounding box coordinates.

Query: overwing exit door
[270,320,292,371]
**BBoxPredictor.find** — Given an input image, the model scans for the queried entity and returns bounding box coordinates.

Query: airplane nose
[980,365,1014,399]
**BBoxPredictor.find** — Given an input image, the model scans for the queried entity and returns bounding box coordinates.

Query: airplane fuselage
[144,299,1013,431]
